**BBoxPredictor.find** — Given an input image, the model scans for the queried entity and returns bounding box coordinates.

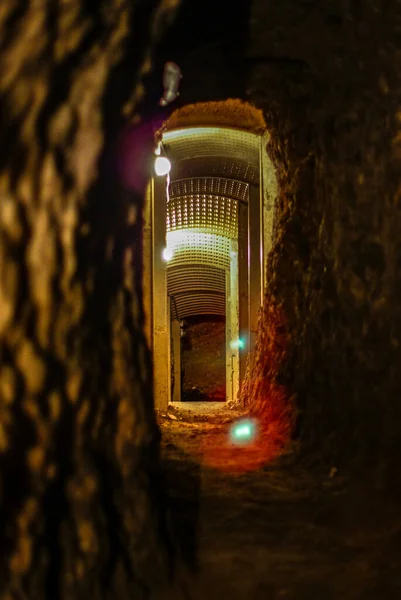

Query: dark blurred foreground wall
[0,1,179,598]
[244,0,401,481]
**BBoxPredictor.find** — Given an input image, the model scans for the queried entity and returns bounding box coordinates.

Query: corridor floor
[158,405,401,600]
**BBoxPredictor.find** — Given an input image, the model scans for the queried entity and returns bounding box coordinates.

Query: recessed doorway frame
[143,126,272,410]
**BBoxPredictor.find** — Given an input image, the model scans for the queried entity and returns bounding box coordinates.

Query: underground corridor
[1,1,401,600]
[144,101,272,411]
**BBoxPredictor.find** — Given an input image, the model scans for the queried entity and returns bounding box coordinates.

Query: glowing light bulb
[154,156,171,176]
[162,247,173,261]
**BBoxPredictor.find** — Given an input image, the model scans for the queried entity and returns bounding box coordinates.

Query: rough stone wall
[245,0,401,481]
[0,1,178,598]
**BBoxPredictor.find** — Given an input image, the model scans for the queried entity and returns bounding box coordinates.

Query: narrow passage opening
[181,315,226,403]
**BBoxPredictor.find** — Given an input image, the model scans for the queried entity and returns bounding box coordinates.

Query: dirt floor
[157,404,401,600]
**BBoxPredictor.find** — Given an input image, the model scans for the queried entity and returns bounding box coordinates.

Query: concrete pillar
[248,182,263,354]
[238,200,249,387]
[152,175,170,410]
[171,318,181,403]
[261,131,273,288]
[225,269,232,404]
[226,241,240,403]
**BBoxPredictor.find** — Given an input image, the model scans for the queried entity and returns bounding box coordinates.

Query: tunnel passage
[180,315,226,402]
[143,101,277,410]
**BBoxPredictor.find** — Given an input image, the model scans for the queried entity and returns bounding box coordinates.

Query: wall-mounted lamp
[154,156,171,176]
[159,62,182,107]
[162,247,173,262]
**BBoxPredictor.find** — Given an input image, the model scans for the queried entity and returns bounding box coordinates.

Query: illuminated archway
[143,101,277,409]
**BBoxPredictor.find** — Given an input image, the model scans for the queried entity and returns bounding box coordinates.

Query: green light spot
[230,419,257,445]
[234,425,251,439]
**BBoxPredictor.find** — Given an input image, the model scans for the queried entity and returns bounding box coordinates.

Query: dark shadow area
[152,0,252,104]
[160,418,401,599]
[182,389,223,402]
[161,442,201,573]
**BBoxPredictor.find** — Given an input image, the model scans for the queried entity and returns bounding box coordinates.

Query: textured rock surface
[245,0,401,481]
[0,1,179,598]
[1,0,401,595]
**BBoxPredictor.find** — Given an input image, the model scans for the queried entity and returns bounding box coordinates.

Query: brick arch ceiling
[161,127,261,320]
